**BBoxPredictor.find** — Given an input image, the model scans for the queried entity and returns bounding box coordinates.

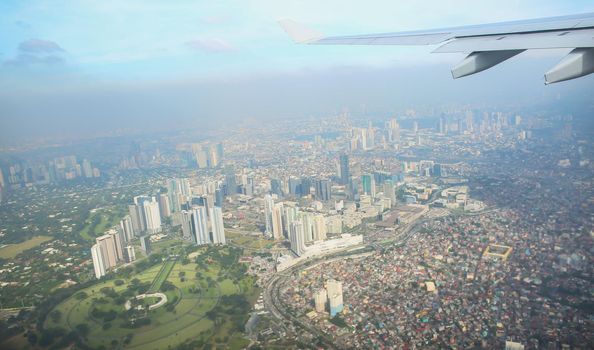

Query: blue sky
[0,1,593,144]
[2,0,593,88]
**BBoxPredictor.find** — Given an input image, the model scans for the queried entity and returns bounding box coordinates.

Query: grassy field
[45,247,256,349]
[0,235,53,259]
[147,259,176,293]
[79,207,126,241]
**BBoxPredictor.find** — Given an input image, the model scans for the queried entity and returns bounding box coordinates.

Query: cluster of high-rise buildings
[180,205,226,246]
[192,143,224,169]
[0,156,100,189]
[264,194,326,255]
[91,216,136,279]
[314,279,344,317]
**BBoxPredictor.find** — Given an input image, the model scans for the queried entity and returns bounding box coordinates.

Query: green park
[43,245,258,349]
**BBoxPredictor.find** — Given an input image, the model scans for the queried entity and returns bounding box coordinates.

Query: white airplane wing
[279,13,594,84]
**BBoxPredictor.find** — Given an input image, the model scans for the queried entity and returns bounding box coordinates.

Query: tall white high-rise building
[272,202,284,240]
[264,194,274,236]
[95,234,118,269]
[300,212,314,242]
[190,206,210,245]
[313,215,327,241]
[326,280,344,317]
[289,221,307,256]
[119,215,135,242]
[284,206,299,237]
[142,199,162,234]
[314,289,327,313]
[210,206,226,245]
[91,244,106,279]
[107,228,125,262]
[128,204,145,234]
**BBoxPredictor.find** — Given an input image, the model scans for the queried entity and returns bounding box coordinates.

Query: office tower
[433,163,443,177]
[339,154,350,185]
[95,234,118,269]
[208,146,219,167]
[91,244,106,279]
[81,159,94,178]
[288,177,301,197]
[264,194,274,236]
[313,215,327,241]
[196,149,208,168]
[215,188,224,207]
[300,177,312,196]
[119,215,135,242]
[157,193,171,218]
[315,179,331,201]
[412,120,419,133]
[0,168,5,188]
[216,143,224,160]
[128,204,145,234]
[180,210,193,240]
[326,280,344,317]
[225,168,237,195]
[386,118,400,143]
[272,202,284,240]
[140,235,151,255]
[190,206,210,245]
[314,289,328,313]
[124,245,136,262]
[289,221,307,256]
[383,181,396,207]
[210,206,226,245]
[270,178,282,197]
[361,174,375,197]
[367,122,375,149]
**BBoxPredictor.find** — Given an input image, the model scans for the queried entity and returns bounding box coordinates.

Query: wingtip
[277,19,324,44]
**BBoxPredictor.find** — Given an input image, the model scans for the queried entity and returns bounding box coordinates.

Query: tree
[49,310,62,323]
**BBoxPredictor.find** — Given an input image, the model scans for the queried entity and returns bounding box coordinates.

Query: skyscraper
[119,215,135,242]
[141,198,162,234]
[167,178,192,213]
[284,206,299,237]
[361,174,375,197]
[289,221,307,256]
[339,154,350,185]
[91,244,106,279]
[264,194,274,236]
[124,245,136,263]
[157,193,171,218]
[180,210,193,240]
[315,179,331,201]
[326,280,344,317]
[140,235,151,255]
[272,202,284,240]
[210,206,226,245]
[314,289,328,313]
[95,233,118,269]
[300,212,314,242]
[190,206,210,245]
[270,178,282,197]
[313,214,327,241]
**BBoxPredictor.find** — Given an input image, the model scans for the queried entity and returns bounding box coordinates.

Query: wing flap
[434,29,594,53]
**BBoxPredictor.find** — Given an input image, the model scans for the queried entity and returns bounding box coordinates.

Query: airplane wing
[278,13,594,84]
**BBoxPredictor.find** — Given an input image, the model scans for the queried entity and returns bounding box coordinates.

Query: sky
[1,0,594,145]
